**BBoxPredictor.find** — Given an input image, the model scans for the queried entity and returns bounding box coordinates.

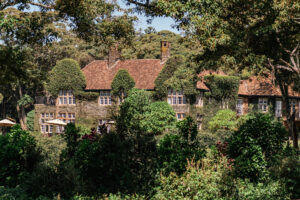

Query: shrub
[46,58,86,96]
[157,117,205,175]
[208,109,237,133]
[227,113,288,181]
[0,125,40,187]
[111,69,135,101]
[140,101,176,134]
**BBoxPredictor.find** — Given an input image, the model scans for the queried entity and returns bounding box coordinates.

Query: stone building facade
[34,41,300,134]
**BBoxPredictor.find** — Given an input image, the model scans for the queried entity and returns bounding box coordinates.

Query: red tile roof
[81,59,164,90]
[238,76,300,97]
[82,60,300,98]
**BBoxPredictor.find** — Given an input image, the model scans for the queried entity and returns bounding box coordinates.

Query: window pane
[73,97,76,104]
[69,97,72,104]
[64,97,67,104]
[183,96,186,104]
[104,97,108,104]
[168,97,172,104]
[178,96,182,104]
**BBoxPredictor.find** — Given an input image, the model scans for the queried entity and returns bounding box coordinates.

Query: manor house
[34,41,300,134]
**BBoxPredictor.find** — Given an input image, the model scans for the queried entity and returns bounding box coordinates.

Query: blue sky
[117,0,180,34]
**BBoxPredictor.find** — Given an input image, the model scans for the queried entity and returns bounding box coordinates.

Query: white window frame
[40,112,54,134]
[275,99,282,117]
[99,91,112,105]
[176,113,186,120]
[236,98,243,115]
[58,112,76,124]
[58,90,75,105]
[258,98,268,113]
[167,89,186,105]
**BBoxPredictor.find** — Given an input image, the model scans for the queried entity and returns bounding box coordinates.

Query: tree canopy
[46,58,86,96]
[111,69,135,101]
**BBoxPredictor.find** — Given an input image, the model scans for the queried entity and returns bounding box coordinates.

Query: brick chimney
[108,43,120,68]
[161,41,171,62]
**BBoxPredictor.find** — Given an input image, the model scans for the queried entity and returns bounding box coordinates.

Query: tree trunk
[17,85,27,130]
[278,78,298,149]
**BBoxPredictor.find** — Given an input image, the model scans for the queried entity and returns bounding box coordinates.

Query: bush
[0,125,40,187]
[157,117,205,175]
[208,109,237,133]
[236,179,290,200]
[227,113,288,181]
[154,156,234,200]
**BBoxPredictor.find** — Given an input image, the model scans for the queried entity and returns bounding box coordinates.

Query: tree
[111,69,135,102]
[153,55,185,100]
[0,93,3,104]
[140,101,176,134]
[125,0,300,149]
[46,58,86,96]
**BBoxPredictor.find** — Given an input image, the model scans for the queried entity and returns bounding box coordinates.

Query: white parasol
[45,119,67,126]
[0,119,16,127]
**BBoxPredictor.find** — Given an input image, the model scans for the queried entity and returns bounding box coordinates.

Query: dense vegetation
[0,89,299,199]
[0,0,299,199]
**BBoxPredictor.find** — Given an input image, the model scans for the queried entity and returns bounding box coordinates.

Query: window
[167,89,186,105]
[99,91,112,105]
[276,100,282,117]
[58,90,75,105]
[197,122,202,130]
[290,99,297,114]
[236,98,243,115]
[258,98,268,113]
[196,92,204,107]
[40,112,54,134]
[221,99,229,109]
[176,113,186,120]
[58,112,75,124]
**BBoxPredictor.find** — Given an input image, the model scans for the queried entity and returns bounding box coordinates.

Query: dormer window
[58,90,75,105]
[167,89,186,105]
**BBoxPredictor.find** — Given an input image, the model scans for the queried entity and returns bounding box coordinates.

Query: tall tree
[125,0,300,148]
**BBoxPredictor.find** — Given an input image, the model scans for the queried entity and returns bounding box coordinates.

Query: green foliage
[208,109,237,133]
[165,65,198,98]
[0,125,40,187]
[204,75,240,103]
[153,55,184,100]
[63,123,81,158]
[157,117,204,175]
[17,94,33,106]
[117,88,151,133]
[26,110,35,132]
[46,58,86,96]
[227,113,288,181]
[75,91,99,101]
[236,179,290,200]
[154,155,235,200]
[122,30,198,60]
[140,101,176,134]
[270,148,300,199]
[111,69,135,100]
